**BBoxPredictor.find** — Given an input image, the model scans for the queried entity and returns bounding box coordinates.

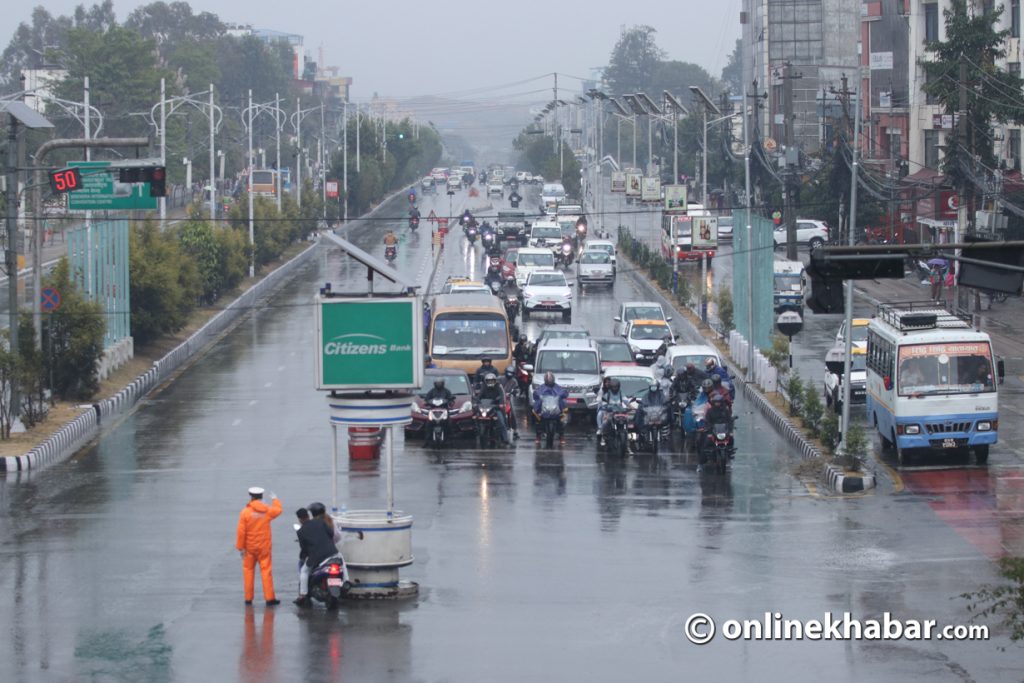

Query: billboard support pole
[331,423,338,509]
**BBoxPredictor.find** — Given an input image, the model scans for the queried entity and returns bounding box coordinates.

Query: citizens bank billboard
[315,296,423,390]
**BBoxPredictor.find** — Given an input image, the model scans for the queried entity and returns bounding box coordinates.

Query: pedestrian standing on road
[236,486,283,606]
[929,265,943,301]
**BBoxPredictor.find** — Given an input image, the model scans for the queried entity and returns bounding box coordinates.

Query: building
[226,25,304,80]
[22,67,67,113]
[741,0,861,152]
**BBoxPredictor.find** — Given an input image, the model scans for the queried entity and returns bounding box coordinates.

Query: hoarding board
[611,171,626,192]
[315,296,423,390]
[641,177,661,202]
[692,216,719,248]
[625,172,642,197]
[664,184,687,210]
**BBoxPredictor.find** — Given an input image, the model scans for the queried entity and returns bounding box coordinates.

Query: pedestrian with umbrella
[928,258,947,301]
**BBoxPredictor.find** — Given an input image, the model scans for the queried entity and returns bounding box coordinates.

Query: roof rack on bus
[875,301,971,331]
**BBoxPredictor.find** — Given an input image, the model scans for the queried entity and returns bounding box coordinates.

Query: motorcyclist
[709,374,733,407]
[532,371,568,445]
[673,362,706,399]
[473,358,496,386]
[597,378,627,446]
[705,357,735,400]
[702,394,734,457]
[484,264,504,291]
[509,189,522,207]
[460,210,475,228]
[409,205,421,220]
[293,502,338,607]
[476,372,511,444]
[384,230,399,247]
[634,378,668,435]
[513,335,534,365]
[424,378,454,405]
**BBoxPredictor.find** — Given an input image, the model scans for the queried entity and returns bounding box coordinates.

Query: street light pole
[743,84,755,381]
[321,103,327,224]
[343,101,348,223]
[296,97,302,209]
[839,80,861,452]
[275,92,282,212]
[159,77,166,221]
[209,84,216,221]
[247,88,255,278]
[702,106,708,205]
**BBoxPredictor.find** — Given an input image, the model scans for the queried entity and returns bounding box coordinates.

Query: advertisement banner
[625,172,642,197]
[691,216,719,248]
[641,177,661,202]
[663,184,688,211]
[611,171,626,192]
[315,297,423,390]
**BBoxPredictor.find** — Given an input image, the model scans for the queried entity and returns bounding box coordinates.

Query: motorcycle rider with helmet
[476,372,511,444]
[532,371,568,445]
[513,335,534,365]
[597,378,627,447]
[634,378,668,436]
[424,377,454,405]
[473,358,497,386]
[701,394,734,463]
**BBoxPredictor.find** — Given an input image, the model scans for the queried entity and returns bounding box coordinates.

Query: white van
[515,247,557,287]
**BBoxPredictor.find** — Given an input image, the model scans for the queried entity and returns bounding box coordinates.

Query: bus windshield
[431,313,509,358]
[897,342,995,396]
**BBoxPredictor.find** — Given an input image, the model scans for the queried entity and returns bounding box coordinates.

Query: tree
[40,259,105,400]
[604,25,665,96]
[720,40,742,95]
[512,131,581,197]
[129,220,200,346]
[962,557,1024,646]
[920,0,1024,192]
[0,332,18,439]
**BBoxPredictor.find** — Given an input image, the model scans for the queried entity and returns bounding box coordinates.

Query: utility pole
[247,89,255,278]
[296,97,302,209]
[781,62,802,261]
[888,78,896,243]
[839,79,861,453]
[743,83,755,380]
[955,61,969,311]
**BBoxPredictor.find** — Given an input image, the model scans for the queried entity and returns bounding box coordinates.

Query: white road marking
[264,382,272,388]
[232,418,242,426]
[277,365,286,372]
[248,399,257,406]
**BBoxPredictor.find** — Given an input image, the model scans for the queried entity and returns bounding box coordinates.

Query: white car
[717,215,733,241]
[515,171,531,183]
[431,168,448,183]
[614,301,670,337]
[540,182,565,211]
[528,221,564,250]
[665,344,723,376]
[583,240,617,274]
[446,175,462,191]
[773,219,829,250]
[487,179,504,197]
[835,318,870,351]
[522,270,573,322]
[515,247,557,287]
[823,346,867,412]
[601,365,657,401]
[624,319,675,366]
[576,249,614,287]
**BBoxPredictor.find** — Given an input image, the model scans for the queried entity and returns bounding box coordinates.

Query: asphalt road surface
[0,182,1018,682]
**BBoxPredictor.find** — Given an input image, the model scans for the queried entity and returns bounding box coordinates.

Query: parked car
[521,270,573,322]
[773,219,829,250]
[594,336,636,369]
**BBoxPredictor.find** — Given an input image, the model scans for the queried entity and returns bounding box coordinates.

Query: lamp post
[243,95,285,212]
[292,100,322,209]
[689,86,722,206]
[183,156,192,192]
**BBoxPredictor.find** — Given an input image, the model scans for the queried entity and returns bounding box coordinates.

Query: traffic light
[805,248,905,314]
[148,166,166,197]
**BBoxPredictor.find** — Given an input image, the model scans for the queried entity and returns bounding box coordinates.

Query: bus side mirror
[883,376,893,391]
[998,358,1006,384]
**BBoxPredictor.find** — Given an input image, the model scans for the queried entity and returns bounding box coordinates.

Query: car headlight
[976,421,992,431]
[459,401,473,413]
[904,424,920,435]
[630,345,642,354]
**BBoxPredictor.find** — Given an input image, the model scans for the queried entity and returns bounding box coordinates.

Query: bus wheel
[973,445,989,466]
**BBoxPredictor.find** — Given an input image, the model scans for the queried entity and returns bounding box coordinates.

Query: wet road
[0,182,1020,681]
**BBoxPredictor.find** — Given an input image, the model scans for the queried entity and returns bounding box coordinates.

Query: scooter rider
[634,378,667,434]
[513,335,534,365]
[424,377,454,405]
[477,372,511,444]
[294,501,340,607]
[501,366,521,440]
[383,230,399,249]
[709,374,733,408]
[409,205,421,220]
[533,371,568,445]
[597,378,626,446]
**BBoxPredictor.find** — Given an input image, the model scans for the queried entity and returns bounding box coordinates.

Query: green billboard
[315,296,423,390]
[68,161,158,211]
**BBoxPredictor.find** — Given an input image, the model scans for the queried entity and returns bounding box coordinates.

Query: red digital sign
[49,167,83,194]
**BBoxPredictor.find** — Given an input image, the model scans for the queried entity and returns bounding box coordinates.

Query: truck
[660,203,717,264]
[495,209,530,245]
[773,260,806,313]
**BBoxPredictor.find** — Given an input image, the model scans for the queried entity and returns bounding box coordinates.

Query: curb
[621,251,876,494]
[2,188,411,474]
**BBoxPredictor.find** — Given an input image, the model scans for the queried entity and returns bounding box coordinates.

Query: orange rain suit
[236,497,283,601]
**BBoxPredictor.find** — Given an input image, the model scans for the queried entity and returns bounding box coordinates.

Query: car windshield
[597,341,633,362]
[897,342,995,396]
[624,306,664,321]
[519,252,555,267]
[528,273,566,287]
[541,330,589,341]
[608,376,650,398]
[537,350,599,374]
[431,314,509,357]
[775,274,802,291]
[630,325,669,341]
[532,227,562,239]
[417,374,471,397]
[670,354,715,372]
[503,249,518,261]
[850,325,869,343]
[580,251,610,264]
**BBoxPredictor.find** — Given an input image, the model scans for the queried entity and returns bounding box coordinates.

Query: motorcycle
[424,397,453,448]
[604,401,635,460]
[474,398,502,448]
[409,215,420,231]
[307,554,352,609]
[702,420,736,474]
[514,361,533,397]
[466,226,478,245]
[481,229,497,253]
[574,222,587,248]
[509,193,522,208]
[504,292,520,322]
[557,241,575,268]
[636,403,670,456]
[536,394,564,448]
[385,245,397,262]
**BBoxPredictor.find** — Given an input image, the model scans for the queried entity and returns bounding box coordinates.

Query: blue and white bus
[865,303,998,466]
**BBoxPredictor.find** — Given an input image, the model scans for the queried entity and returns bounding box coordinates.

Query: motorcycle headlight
[459,401,473,413]
[716,432,727,440]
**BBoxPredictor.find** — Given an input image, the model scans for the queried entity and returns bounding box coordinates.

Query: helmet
[712,375,722,385]
[648,380,661,393]
[308,502,326,517]
[685,362,696,372]
[701,379,713,392]
[544,371,556,386]
[484,373,498,386]
[705,357,717,370]
[519,334,528,343]
[505,365,515,378]
[433,378,446,389]
[609,379,621,392]
[482,358,493,365]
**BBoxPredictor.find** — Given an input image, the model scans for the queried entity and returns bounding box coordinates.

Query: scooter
[409,215,420,231]
[385,245,397,262]
[307,554,352,609]
[424,397,453,448]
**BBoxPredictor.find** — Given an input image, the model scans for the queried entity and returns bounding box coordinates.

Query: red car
[499,247,518,280]
[406,369,476,439]
[594,336,637,370]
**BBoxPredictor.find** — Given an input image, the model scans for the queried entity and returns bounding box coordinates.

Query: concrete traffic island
[334,509,418,600]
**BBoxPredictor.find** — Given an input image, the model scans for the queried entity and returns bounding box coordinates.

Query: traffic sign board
[68,161,158,211]
[41,287,61,312]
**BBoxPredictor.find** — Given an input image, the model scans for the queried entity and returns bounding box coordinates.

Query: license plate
[942,438,958,449]
[327,578,343,587]
[543,301,556,305]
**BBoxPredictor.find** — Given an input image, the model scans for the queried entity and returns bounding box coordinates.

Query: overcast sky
[3,0,741,100]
